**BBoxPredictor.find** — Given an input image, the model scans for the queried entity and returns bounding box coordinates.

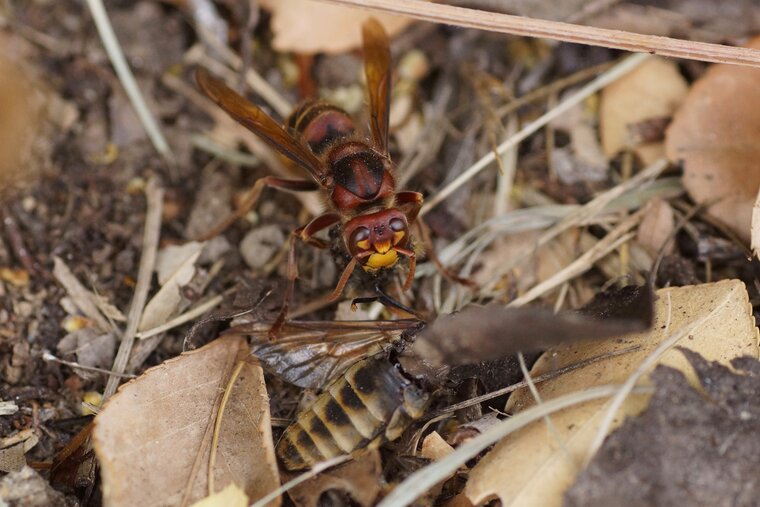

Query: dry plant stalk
[103,179,164,400]
[319,0,760,68]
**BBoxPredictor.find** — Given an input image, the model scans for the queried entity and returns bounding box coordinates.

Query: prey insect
[228,318,429,471]
[196,19,425,326]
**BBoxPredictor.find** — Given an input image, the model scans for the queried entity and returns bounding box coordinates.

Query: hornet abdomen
[276,355,428,470]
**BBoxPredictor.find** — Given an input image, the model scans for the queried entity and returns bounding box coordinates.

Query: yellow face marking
[374,240,392,254]
[356,239,370,250]
[363,250,398,271]
[392,231,405,245]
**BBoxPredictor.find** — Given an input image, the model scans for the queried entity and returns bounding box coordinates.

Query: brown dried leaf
[93,336,279,507]
[421,431,454,462]
[287,450,382,507]
[666,36,760,243]
[259,0,413,54]
[601,57,687,164]
[0,429,38,473]
[420,432,456,501]
[464,280,759,506]
[635,197,675,256]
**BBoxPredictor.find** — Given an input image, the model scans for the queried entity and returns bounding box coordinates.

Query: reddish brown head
[343,209,409,272]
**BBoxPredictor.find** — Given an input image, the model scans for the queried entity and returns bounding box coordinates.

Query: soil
[565,349,760,507]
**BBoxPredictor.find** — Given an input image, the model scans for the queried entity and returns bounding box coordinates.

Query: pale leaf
[93,336,280,507]
[189,483,248,507]
[602,57,687,164]
[465,280,759,506]
[155,241,204,285]
[666,36,760,243]
[138,249,200,332]
[259,0,413,54]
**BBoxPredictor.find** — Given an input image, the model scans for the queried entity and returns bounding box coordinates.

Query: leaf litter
[5,0,760,506]
[92,335,279,507]
[464,280,759,507]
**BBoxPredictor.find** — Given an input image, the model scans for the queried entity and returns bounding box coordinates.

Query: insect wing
[196,68,325,182]
[231,319,419,389]
[361,18,392,155]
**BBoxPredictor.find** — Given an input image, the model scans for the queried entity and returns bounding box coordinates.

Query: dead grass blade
[420,53,649,216]
[103,179,163,400]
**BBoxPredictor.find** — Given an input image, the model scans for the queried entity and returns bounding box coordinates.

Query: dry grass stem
[496,61,616,119]
[42,352,137,379]
[249,455,352,507]
[320,0,760,68]
[135,295,224,340]
[191,28,291,117]
[103,179,164,400]
[85,0,174,161]
[208,360,246,495]
[420,53,649,216]
[507,225,638,307]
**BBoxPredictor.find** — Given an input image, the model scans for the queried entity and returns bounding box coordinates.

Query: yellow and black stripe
[277,354,429,470]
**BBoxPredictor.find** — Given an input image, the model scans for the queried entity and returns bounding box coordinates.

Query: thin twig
[318,0,760,68]
[42,352,136,379]
[103,179,164,400]
[420,53,649,216]
[2,206,38,274]
[84,0,174,162]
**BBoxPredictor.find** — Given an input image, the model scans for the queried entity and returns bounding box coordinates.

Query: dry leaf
[465,280,759,506]
[421,431,454,462]
[636,197,675,256]
[57,328,116,379]
[155,241,204,285]
[259,0,413,54]
[0,429,38,473]
[93,336,279,507]
[287,450,382,507]
[601,57,687,164]
[550,101,608,183]
[666,36,760,243]
[138,249,201,332]
[190,483,249,507]
[420,432,456,501]
[53,256,111,332]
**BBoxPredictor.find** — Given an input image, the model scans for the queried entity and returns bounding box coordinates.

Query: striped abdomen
[276,355,429,470]
[287,100,355,155]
